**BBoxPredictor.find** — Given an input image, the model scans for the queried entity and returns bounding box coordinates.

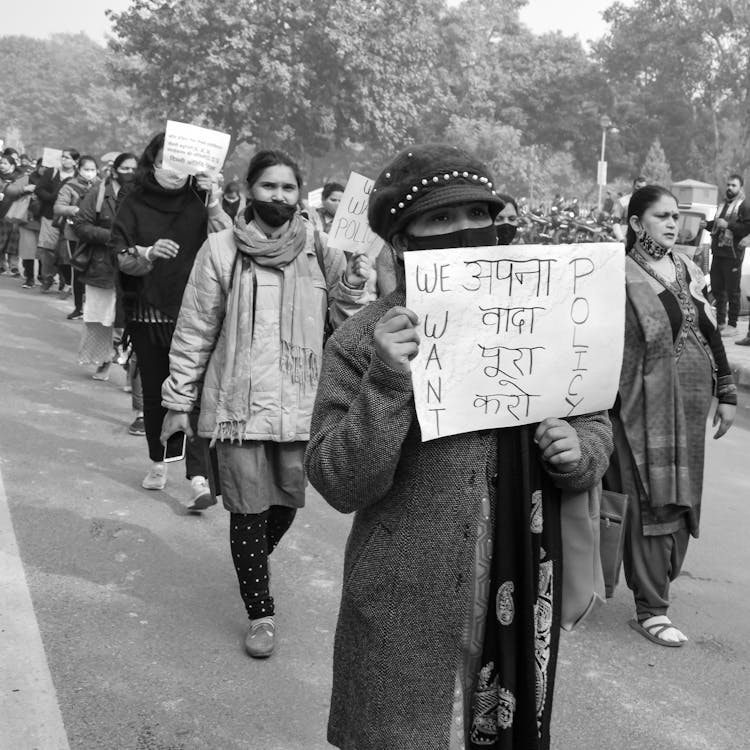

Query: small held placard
[326,172,384,258]
[404,242,625,441]
[162,120,231,176]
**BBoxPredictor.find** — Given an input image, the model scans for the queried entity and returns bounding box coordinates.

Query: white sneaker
[142,463,167,490]
[187,475,217,510]
[721,325,737,338]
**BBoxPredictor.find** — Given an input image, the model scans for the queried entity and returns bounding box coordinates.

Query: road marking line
[0,464,70,750]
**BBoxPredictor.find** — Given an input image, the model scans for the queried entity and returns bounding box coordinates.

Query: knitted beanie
[368,144,504,242]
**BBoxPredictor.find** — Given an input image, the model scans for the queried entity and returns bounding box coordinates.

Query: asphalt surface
[0,273,749,750]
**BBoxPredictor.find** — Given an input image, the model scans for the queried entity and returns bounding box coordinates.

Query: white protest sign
[327,171,384,258]
[42,148,63,169]
[307,187,323,209]
[162,120,231,176]
[405,243,625,442]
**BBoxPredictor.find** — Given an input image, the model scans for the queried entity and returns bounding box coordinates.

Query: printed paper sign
[162,120,231,176]
[42,148,63,169]
[326,172,384,258]
[404,243,625,441]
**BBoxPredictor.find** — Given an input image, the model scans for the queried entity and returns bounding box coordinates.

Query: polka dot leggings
[230,506,297,620]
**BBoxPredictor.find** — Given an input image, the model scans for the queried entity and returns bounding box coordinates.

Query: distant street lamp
[597,115,619,211]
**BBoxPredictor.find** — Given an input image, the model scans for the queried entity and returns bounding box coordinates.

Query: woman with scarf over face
[304,144,613,750]
[112,133,233,508]
[606,186,736,648]
[160,149,373,658]
[54,155,100,319]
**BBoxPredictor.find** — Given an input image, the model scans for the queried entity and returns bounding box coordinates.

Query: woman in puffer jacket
[160,149,373,659]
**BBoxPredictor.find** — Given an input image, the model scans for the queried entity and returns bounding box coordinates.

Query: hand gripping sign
[404,242,625,441]
[162,120,231,177]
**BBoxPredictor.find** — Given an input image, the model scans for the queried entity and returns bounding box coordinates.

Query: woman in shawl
[304,144,613,750]
[159,149,373,658]
[606,185,736,647]
[112,133,232,508]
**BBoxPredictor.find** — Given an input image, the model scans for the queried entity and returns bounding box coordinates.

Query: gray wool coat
[305,291,613,750]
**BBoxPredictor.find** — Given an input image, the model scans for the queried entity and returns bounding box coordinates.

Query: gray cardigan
[305,291,613,750]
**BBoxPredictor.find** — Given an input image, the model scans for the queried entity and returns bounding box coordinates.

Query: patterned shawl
[617,254,694,511]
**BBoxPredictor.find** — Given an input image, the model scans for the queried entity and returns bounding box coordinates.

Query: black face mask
[496,223,517,245]
[117,172,135,184]
[252,199,297,227]
[405,224,498,251]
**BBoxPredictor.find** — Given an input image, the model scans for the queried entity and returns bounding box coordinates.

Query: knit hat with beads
[368,144,504,242]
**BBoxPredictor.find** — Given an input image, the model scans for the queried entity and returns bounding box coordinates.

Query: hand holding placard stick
[404,242,625,442]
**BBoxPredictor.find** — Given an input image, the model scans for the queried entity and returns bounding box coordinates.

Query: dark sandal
[628,617,685,647]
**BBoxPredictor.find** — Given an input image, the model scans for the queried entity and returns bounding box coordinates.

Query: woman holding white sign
[159,149,372,658]
[113,133,232,508]
[607,185,736,648]
[305,144,613,750]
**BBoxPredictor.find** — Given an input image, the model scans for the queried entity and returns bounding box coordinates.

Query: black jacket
[72,179,123,289]
[706,197,750,259]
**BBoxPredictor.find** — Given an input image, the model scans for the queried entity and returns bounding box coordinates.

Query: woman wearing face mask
[36,148,79,293]
[160,149,373,658]
[495,193,519,245]
[54,155,100,319]
[606,185,736,648]
[112,132,232,508]
[220,180,245,222]
[73,152,138,382]
[305,145,613,750]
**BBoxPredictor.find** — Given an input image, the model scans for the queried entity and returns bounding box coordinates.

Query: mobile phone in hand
[163,431,187,463]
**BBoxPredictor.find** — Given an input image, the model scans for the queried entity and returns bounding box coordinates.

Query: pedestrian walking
[0,153,25,275]
[305,144,613,750]
[35,148,79,293]
[160,149,373,658]
[74,152,138,381]
[112,132,232,508]
[54,155,100,319]
[18,159,45,288]
[606,185,736,647]
[701,173,750,341]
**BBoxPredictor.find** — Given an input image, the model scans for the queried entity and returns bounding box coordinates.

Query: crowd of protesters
[0,133,741,750]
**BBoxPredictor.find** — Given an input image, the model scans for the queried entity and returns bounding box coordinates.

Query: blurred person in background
[316,181,344,233]
[18,159,45,288]
[74,152,138,384]
[221,180,245,222]
[36,148,79,292]
[54,154,99,320]
[0,153,27,275]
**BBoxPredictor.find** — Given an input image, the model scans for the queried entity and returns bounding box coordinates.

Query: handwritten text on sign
[404,243,625,441]
[162,120,231,177]
[326,172,384,258]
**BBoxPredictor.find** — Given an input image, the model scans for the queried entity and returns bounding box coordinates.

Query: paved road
[0,274,748,750]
